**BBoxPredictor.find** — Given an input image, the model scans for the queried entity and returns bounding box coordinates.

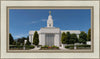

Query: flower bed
[40,45,59,50]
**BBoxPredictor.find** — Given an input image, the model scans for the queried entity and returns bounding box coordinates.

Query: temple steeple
[47,11,53,27]
[49,11,51,15]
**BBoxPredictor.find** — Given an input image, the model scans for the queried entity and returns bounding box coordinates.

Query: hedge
[9,45,35,50]
[76,45,91,49]
[40,45,59,50]
[65,45,91,49]
[65,45,74,49]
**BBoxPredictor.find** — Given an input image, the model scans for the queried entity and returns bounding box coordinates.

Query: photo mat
[7,6,94,53]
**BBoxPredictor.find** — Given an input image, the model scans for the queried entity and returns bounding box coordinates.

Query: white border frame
[0,0,100,59]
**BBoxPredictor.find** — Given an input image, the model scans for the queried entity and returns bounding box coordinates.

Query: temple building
[29,11,81,47]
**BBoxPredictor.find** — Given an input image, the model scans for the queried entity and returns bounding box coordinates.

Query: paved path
[59,47,69,50]
[30,47,69,50]
[30,46,40,50]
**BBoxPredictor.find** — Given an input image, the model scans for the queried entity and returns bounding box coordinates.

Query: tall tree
[33,31,39,45]
[61,32,67,44]
[87,28,91,41]
[26,36,31,45]
[9,33,14,45]
[66,32,71,44]
[69,33,78,44]
[79,31,87,44]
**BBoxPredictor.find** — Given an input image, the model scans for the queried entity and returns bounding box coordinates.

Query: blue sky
[9,9,91,39]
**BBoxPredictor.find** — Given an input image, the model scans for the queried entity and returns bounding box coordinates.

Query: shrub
[25,45,35,49]
[65,45,91,49]
[44,45,48,48]
[76,45,91,49]
[9,45,34,50]
[52,45,59,48]
[40,45,59,50]
[9,45,23,49]
[65,45,74,49]
[29,45,35,49]
[52,45,57,48]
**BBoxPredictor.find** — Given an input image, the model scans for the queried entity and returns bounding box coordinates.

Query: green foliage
[33,38,39,45]
[26,36,31,45]
[61,32,67,44]
[65,45,91,49]
[25,45,35,49]
[9,45,23,49]
[87,28,91,41]
[76,45,91,47]
[9,33,15,45]
[61,32,78,44]
[78,38,86,44]
[13,41,16,45]
[44,45,48,48]
[66,32,71,44]
[17,37,26,45]
[52,45,58,48]
[16,42,21,45]
[65,45,74,49]
[41,45,59,50]
[9,45,34,50]
[66,32,71,39]
[16,36,31,46]
[33,31,39,45]
[41,45,48,48]
[69,33,78,44]
[79,31,87,44]
[76,45,91,49]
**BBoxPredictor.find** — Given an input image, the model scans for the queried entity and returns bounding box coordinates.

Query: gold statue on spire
[49,11,51,15]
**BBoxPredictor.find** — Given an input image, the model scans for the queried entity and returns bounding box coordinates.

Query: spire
[49,11,51,15]
[47,11,53,27]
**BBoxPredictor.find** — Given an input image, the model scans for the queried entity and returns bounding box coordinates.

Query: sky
[9,9,91,39]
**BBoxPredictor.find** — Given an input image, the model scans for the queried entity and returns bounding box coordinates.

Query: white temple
[29,11,81,47]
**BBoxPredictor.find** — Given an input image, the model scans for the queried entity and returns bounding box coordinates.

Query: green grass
[9,45,35,50]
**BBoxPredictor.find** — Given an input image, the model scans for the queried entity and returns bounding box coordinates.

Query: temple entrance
[45,34,54,46]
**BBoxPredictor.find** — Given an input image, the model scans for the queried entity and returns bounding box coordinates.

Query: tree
[66,32,71,44]
[69,33,78,44]
[87,28,91,41]
[33,31,39,45]
[9,33,14,45]
[79,31,87,44]
[78,38,86,44]
[17,37,26,45]
[61,32,67,44]
[26,36,31,45]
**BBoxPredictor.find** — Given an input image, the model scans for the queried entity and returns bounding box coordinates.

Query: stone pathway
[30,46,40,50]
[30,47,69,50]
[59,47,69,50]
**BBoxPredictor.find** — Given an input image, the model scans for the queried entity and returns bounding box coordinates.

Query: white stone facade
[39,27,61,46]
[29,11,81,47]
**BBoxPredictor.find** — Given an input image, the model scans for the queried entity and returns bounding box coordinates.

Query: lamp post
[74,44,77,50]
[23,40,27,50]
[74,43,79,50]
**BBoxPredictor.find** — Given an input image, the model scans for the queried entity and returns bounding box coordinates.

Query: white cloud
[32,21,37,24]
[14,34,28,38]
[41,19,47,22]
[14,35,21,38]
[31,19,47,24]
